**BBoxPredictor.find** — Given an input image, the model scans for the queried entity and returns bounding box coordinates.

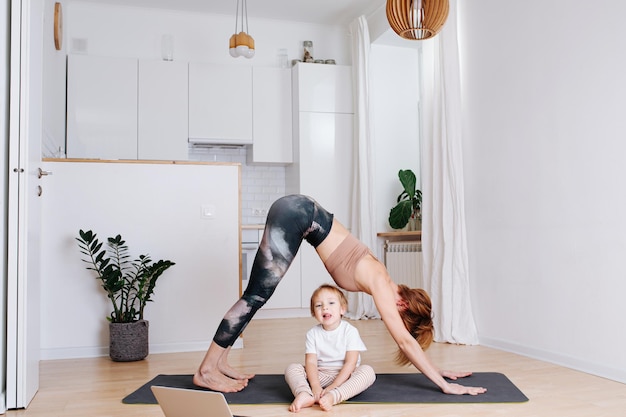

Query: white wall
[459,0,626,383]
[370,44,420,234]
[41,0,353,156]
[42,0,66,157]
[40,161,240,359]
[35,1,423,358]
[66,2,352,65]
[58,1,421,234]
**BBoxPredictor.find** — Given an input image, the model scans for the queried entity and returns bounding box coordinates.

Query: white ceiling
[74,0,387,26]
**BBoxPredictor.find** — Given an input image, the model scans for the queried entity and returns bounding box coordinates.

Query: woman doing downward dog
[193,194,486,396]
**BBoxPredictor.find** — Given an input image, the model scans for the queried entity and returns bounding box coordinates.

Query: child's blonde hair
[309,284,348,316]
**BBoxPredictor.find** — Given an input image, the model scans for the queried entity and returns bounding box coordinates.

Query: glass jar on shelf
[303,40,314,62]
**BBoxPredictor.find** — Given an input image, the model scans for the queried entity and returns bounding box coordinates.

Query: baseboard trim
[40,312,309,360]
[253,308,311,319]
[39,339,229,360]
[480,336,626,384]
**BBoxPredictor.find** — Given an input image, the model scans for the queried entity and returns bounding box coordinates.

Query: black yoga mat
[122,372,528,405]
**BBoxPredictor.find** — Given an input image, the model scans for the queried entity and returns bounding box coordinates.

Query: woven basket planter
[109,320,149,362]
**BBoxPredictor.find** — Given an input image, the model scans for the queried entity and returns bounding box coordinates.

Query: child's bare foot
[193,369,248,393]
[318,391,338,411]
[288,392,315,413]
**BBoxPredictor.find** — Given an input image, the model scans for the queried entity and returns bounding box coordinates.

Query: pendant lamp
[386,0,449,41]
[229,0,255,59]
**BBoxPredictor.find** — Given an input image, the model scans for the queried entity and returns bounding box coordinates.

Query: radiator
[384,241,423,288]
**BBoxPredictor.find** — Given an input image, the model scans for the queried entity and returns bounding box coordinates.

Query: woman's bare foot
[288,392,315,413]
[216,345,255,381]
[192,369,248,393]
[193,342,249,392]
[318,391,338,411]
[218,358,255,381]
[219,363,255,381]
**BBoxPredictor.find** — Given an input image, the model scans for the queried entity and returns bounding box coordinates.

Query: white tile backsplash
[189,145,285,224]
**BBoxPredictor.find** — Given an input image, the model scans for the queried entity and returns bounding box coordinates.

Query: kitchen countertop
[242,224,265,230]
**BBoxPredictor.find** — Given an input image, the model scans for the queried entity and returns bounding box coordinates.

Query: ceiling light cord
[229,0,255,58]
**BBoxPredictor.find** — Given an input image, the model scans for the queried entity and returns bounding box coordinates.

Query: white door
[6,0,43,408]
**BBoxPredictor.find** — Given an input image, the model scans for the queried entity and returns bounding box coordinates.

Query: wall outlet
[252,208,267,216]
[201,204,215,219]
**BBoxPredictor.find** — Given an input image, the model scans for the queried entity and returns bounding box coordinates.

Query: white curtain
[345,15,380,320]
[420,0,479,344]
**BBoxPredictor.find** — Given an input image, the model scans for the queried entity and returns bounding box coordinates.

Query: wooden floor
[7,317,626,417]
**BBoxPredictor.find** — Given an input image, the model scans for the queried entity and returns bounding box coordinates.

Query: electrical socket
[252,208,267,216]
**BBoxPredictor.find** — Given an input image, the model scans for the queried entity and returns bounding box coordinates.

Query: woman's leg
[213,195,333,348]
[195,195,334,391]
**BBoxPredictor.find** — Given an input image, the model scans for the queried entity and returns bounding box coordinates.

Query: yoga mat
[123,372,528,405]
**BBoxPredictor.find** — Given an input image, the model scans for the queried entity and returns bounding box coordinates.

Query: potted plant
[388,169,422,230]
[76,229,175,361]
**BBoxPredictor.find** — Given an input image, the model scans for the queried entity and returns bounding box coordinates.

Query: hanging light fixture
[229,0,255,59]
[386,0,449,41]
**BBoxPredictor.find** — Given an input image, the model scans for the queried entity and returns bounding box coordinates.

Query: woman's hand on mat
[443,382,487,396]
[440,370,473,380]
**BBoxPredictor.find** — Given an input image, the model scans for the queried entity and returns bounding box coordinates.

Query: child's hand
[312,386,324,402]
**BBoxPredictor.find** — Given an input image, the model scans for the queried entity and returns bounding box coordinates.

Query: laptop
[151,385,248,417]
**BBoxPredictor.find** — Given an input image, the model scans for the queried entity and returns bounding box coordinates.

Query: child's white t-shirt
[305,320,367,368]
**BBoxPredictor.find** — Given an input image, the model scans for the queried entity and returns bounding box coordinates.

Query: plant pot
[109,320,149,362]
[408,216,422,231]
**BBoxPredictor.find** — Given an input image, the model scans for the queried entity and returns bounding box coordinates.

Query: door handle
[38,168,53,178]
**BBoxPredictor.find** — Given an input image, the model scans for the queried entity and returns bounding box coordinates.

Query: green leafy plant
[76,229,175,323]
[388,169,422,229]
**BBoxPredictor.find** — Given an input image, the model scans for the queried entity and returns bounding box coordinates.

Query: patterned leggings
[284,363,376,404]
[213,195,334,348]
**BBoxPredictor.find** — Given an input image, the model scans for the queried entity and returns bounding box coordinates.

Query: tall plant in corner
[76,229,175,323]
[388,169,422,230]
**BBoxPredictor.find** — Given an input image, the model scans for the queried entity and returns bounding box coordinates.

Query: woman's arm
[359,258,486,395]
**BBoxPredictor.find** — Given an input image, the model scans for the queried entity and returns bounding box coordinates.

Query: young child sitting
[284,284,376,412]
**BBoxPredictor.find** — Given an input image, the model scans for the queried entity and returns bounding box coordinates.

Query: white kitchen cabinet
[66,54,138,159]
[295,112,354,223]
[294,63,353,114]
[287,63,355,306]
[138,60,188,160]
[188,62,253,144]
[292,112,355,306]
[248,67,292,164]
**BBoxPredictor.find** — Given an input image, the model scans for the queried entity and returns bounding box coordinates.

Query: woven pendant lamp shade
[386,0,450,40]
